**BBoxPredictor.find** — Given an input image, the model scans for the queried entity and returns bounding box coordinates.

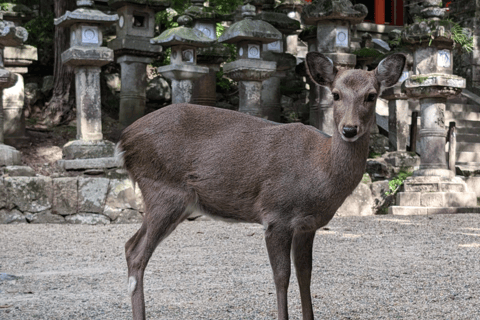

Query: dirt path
[1,215,480,319]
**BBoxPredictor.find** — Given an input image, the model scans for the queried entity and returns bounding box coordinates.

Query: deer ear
[375,53,406,87]
[305,52,337,87]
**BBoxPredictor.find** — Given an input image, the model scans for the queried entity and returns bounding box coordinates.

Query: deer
[117,52,406,320]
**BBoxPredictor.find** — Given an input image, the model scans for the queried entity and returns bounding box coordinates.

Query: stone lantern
[55,0,119,170]
[275,0,306,56]
[151,14,214,104]
[218,4,282,118]
[0,13,27,166]
[301,0,367,134]
[254,0,299,121]
[183,0,232,107]
[108,0,169,127]
[389,0,477,215]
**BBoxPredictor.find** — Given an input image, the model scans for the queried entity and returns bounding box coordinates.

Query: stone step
[445,110,480,121]
[447,103,480,113]
[455,134,480,143]
[445,119,480,128]
[456,162,480,170]
[397,191,477,207]
[457,142,480,152]
[390,206,480,215]
[456,152,480,163]
[456,127,480,134]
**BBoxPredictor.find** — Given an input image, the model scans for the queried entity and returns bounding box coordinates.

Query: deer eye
[366,93,376,102]
[332,92,340,101]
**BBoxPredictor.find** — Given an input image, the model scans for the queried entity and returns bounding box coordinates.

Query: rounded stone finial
[240,4,256,19]
[77,0,94,7]
[177,15,193,27]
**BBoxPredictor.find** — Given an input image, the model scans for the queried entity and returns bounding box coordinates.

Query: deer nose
[342,126,358,138]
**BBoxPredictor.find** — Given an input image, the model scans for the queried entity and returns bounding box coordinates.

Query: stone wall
[450,0,480,95]
[0,166,143,224]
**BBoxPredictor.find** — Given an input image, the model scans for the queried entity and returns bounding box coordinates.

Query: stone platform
[389,176,478,215]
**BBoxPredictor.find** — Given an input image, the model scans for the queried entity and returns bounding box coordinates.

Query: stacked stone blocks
[0,167,143,224]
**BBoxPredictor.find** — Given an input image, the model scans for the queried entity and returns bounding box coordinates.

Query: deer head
[305,52,406,142]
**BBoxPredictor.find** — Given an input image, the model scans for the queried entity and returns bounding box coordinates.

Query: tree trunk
[44,0,75,126]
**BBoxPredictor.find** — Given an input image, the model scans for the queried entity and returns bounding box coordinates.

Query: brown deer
[118,52,406,320]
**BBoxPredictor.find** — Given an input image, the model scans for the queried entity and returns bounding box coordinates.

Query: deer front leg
[265,224,293,320]
[292,231,316,320]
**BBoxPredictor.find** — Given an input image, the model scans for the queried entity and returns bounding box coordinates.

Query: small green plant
[216,68,234,92]
[386,171,413,196]
[368,151,382,159]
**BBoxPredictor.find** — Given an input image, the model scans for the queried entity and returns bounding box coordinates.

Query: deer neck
[328,129,370,185]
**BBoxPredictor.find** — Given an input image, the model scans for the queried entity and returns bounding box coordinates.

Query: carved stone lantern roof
[55,0,119,27]
[301,0,368,25]
[0,14,28,47]
[218,5,282,44]
[150,15,214,48]
[182,3,233,22]
[108,0,170,10]
[253,11,300,36]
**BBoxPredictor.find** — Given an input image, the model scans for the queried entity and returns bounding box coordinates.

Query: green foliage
[209,0,243,14]
[24,11,55,65]
[368,151,382,159]
[386,171,412,196]
[216,68,234,92]
[352,48,385,59]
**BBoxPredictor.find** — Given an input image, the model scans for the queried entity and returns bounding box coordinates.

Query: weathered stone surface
[103,178,137,221]
[52,177,78,216]
[366,159,393,181]
[5,176,53,213]
[26,210,66,224]
[57,157,120,171]
[65,213,110,225]
[465,176,480,198]
[146,76,171,102]
[4,165,35,177]
[24,82,41,107]
[384,152,420,168]
[0,144,21,166]
[370,180,391,213]
[78,177,110,214]
[62,140,116,160]
[158,64,209,81]
[0,178,6,208]
[0,209,26,223]
[112,208,143,224]
[41,75,54,94]
[336,182,374,216]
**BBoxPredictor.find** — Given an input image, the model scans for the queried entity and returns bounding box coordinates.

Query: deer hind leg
[292,231,316,320]
[265,224,293,320]
[125,185,195,320]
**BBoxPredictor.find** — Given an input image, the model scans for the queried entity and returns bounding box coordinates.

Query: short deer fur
[118,52,406,320]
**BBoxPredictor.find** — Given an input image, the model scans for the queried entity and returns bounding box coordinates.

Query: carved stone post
[301,0,367,134]
[389,0,477,214]
[108,0,168,127]
[218,4,281,118]
[0,13,27,166]
[55,0,119,170]
[152,15,214,104]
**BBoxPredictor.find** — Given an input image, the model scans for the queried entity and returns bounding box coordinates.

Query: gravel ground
[1,214,480,320]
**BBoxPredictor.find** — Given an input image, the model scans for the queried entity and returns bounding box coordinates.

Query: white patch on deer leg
[128,276,137,297]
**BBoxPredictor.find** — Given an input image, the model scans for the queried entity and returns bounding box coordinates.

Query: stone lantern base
[0,144,21,166]
[389,176,478,215]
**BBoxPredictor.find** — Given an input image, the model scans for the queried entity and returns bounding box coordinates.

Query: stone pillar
[218,4,281,119]
[117,56,150,124]
[255,0,299,122]
[183,0,231,107]
[74,66,103,141]
[54,0,119,170]
[0,14,28,166]
[301,0,367,134]
[151,14,214,105]
[389,0,477,215]
[108,0,167,127]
